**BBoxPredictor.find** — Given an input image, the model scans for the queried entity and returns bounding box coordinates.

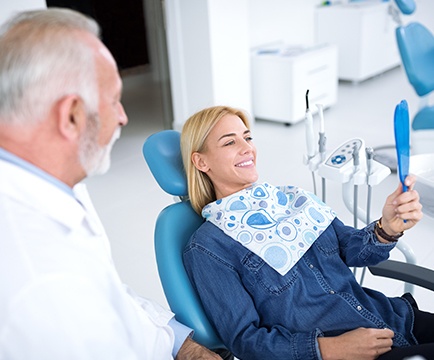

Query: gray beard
[78,113,120,177]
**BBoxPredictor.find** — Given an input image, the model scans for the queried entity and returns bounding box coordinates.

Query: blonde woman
[181,106,433,360]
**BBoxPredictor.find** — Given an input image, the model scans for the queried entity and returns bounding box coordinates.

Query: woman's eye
[224,140,235,146]
[245,136,253,141]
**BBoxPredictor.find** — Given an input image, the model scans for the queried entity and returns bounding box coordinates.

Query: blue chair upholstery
[143,130,187,197]
[393,0,434,151]
[143,130,225,349]
[396,23,434,98]
[395,0,416,15]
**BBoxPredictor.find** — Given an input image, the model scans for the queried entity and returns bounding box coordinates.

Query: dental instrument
[365,147,375,225]
[305,90,317,195]
[317,104,327,202]
[305,90,316,160]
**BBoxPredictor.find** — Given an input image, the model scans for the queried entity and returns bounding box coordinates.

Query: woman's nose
[240,141,253,154]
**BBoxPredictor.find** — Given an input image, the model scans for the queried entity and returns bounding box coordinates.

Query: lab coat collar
[0,159,100,236]
[0,147,74,197]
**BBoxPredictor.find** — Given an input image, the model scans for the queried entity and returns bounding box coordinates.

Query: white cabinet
[315,2,400,83]
[251,44,338,124]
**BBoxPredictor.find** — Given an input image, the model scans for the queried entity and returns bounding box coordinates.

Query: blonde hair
[181,106,250,215]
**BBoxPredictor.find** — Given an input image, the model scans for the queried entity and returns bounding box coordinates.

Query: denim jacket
[183,218,417,360]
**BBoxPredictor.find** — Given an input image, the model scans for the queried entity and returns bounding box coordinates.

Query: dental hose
[312,172,317,196]
[359,147,375,286]
[319,132,326,202]
[351,145,360,278]
[352,145,360,229]
[365,147,374,224]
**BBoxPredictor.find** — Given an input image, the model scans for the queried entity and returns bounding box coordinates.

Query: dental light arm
[305,90,316,160]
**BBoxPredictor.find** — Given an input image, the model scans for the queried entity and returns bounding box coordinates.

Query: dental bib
[202,183,336,275]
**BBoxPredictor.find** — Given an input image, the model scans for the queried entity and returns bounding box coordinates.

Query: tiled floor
[84,64,434,315]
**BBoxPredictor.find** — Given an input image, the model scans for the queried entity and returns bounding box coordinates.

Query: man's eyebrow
[218,129,250,142]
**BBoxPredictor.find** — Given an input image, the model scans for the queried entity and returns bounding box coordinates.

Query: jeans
[378,293,434,360]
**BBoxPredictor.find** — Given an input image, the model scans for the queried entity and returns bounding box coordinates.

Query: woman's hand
[380,175,423,237]
[318,327,394,360]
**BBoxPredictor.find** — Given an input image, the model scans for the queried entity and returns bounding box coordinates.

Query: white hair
[0,8,101,125]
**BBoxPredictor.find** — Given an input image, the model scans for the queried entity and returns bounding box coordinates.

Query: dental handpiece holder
[318,138,390,224]
[318,138,390,186]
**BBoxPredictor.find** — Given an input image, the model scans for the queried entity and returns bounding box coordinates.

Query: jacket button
[309,264,314,269]
[357,305,362,311]
[329,290,335,295]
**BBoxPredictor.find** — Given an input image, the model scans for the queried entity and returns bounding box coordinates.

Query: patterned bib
[202,183,336,275]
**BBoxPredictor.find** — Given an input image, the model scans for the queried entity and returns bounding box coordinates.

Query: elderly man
[0,8,222,360]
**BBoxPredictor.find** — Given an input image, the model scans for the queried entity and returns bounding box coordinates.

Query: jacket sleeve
[331,217,396,267]
[184,240,323,360]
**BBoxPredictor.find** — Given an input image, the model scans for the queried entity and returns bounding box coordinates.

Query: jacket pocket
[242,252,298,295]
[313,231,339,256]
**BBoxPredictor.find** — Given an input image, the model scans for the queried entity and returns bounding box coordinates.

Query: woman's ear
[56,95,87,141]
[191,152,209,173]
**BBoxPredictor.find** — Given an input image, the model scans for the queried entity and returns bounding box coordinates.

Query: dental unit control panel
[318,138,390,186]
[325,139,362,169]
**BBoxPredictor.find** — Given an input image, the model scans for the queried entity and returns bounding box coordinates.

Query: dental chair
[392,0,434,154]
[142,130,225,351]
[143,129,434,351]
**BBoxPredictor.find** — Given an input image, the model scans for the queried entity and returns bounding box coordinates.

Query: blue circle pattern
[203,183,336,275]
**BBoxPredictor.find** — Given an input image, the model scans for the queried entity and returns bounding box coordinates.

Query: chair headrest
[396,23,434,97]
[395,0,416,15]
[143,130,188,197]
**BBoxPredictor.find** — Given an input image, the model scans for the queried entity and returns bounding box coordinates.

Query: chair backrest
[143,130,225,349]
[394,0,416,15]
[394,0,434,97]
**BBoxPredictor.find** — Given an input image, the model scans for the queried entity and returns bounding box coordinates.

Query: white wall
[249,0,319,48]
[413,0,434,34]
[0,0,46,25]
[165,0,251,130]
[166,0,434,129]
[166,0,321,130]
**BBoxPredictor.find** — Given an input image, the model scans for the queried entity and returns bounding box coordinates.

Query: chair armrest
[368,260,434,292]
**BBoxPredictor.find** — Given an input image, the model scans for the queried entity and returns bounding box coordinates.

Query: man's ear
[56,95,87,141]
[191,152,209,173]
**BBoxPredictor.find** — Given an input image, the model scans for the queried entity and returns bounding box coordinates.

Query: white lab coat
[0,159,175,360]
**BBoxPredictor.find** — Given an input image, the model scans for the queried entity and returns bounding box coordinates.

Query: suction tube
[305,90,317,194]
